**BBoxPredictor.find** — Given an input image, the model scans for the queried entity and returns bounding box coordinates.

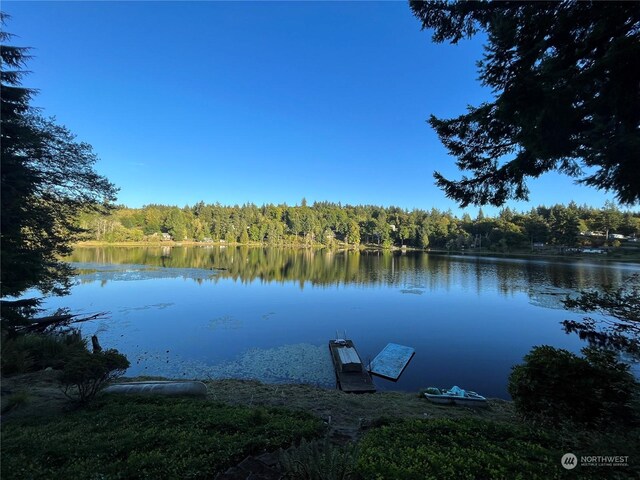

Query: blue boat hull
[424,386,487,407]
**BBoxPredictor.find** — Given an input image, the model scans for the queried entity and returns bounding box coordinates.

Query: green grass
[0,391,30,414]
[1,395,323,480]
[357,418,568,480]
[356,417,640,479]
[279,438,360,480]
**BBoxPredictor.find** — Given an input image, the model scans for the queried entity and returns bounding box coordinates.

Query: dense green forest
[78,201,640,252]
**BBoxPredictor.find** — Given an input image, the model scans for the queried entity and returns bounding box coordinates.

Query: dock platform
[367,343,415,381]
[329,340,376,393]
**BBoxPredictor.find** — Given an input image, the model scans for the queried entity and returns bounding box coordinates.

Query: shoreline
[1,372,517,440]
[73,241,640,263]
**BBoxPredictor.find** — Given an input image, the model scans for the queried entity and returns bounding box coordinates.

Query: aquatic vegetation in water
[400,283,426,295]
[527,286,575,310]
[135,343,335,387]
[118,303,174,315]
[400,289,424,295]
[208,315,242,331]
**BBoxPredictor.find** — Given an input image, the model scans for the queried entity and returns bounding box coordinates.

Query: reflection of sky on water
[39,252,640,399]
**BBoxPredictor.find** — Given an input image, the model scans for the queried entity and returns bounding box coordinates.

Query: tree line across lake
[79,200,640,252]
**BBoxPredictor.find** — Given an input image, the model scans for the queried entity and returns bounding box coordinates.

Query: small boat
[104,381,207,397]
[424,385,487,407]
[329,336,376,393]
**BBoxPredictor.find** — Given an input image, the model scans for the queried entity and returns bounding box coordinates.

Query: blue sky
[3,1,623,216]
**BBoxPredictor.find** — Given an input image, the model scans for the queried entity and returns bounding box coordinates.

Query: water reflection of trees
[69,247,635,297]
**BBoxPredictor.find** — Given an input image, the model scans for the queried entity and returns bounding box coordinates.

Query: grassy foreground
[357,418,561,480]
[2,377,639,479]
[1,394,322,479]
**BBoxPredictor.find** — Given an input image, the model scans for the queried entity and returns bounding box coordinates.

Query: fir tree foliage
[563,274,640,358]
[1,14,118,299]
[410,1,640,206]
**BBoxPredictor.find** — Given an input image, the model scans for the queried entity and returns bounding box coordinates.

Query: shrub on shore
[508,345,638,427]
[2,329,131,404]
[60,348,130,403]
[1,331,87,374]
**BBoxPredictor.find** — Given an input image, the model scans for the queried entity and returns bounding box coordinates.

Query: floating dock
[367,343,415,381]
[329,340,376,393]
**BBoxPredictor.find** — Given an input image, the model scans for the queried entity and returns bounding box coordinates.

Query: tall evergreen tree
[1,15,117,307]
[411,1,640,206]
[595,200,623,242]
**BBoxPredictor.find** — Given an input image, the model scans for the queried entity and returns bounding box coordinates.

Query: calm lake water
[40,246,640,398]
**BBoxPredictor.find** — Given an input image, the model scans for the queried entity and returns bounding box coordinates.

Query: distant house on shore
[580,231,606,238]
[161,233,172,241]
[583,247,606,254]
